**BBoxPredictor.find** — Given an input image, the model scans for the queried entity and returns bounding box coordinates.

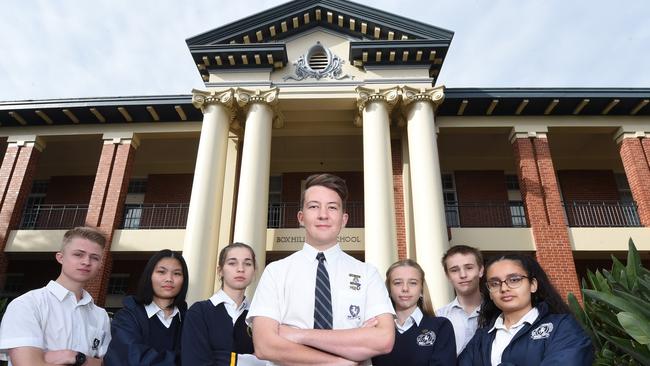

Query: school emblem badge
[347,305,361,320]
[530,323,554,340]
[416,329,436,346]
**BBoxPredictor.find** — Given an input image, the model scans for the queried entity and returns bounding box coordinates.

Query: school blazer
[105,296,187,366]
[458,302,593,366]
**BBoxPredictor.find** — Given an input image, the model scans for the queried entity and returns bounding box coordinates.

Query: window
[615,173,640,226]
[442,173,459,227]
[505,174,526,227]
[268,175,283,228]
[20,180,49,229]
[107,274,130,295]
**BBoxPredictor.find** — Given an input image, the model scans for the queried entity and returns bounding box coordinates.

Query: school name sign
[266,228,364,251]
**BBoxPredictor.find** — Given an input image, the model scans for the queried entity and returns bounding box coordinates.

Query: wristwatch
[73,351,86,366]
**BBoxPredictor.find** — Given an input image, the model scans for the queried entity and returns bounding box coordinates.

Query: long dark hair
[478,253,570,327]
[135,249,189,309]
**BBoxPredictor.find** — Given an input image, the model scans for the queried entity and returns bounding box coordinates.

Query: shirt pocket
[338,289,365,328]
[86,326,107,358]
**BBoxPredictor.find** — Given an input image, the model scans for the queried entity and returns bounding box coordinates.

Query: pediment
[186,0,454,82]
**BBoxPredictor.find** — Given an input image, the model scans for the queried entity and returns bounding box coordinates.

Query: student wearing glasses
[458,254,593,366]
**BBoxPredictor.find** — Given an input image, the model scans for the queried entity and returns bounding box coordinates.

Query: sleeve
[0,294,44,352]
[97,309,112,357]
[363,264,396,320]
[539,315,594,366]
[181,303,230,366]
[104,307,178,366]
[245,264,281,326]
[429,318,457,366]
[457,331,484,366]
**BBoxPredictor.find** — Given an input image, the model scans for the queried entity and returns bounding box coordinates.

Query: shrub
[569,239,650,365]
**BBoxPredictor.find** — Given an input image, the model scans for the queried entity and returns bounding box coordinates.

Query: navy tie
[314,252,333,329]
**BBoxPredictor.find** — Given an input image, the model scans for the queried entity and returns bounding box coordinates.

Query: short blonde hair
[61,226,107,250]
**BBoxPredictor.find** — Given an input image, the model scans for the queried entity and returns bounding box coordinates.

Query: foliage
[569,239,650,365]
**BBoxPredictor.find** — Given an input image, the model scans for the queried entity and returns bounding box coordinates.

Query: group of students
[0,173,595,365]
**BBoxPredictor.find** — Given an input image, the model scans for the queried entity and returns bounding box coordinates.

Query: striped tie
[314,252,333,329]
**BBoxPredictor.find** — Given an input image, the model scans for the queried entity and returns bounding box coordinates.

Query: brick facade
[391,139,406,260]
[0,142,42,288]
[512,136,582,301]
[85,141,137,305]
[44,175,95,204]
[455,170,510,227]
[619,138,650,226]
[558,170,622,226]
[143,174,194,203]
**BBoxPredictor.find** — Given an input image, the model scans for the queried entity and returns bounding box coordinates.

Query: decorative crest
[284,42,352,81]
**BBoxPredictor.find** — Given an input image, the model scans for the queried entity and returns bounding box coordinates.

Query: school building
[1,0,649,310]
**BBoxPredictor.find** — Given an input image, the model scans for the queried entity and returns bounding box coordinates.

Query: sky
[1,0,649,102]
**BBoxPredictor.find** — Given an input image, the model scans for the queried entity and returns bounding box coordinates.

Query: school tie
[314,252,333,329]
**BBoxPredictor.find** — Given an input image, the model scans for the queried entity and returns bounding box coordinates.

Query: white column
[402,86,453,309]
[356,86,399,275]
[233,88,281,289]
[183,89,236,304]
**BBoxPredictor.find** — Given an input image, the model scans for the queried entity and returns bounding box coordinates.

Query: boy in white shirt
[0,226,111,366]
[247,173,395,365]
[437,245,484,355]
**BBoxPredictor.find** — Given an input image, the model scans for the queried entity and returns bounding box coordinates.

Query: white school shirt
[488,307,540,366]
[0,281,111,365]
[210,290,265,366]
[395,307,424,334]
[247,243,395,365]
[144,302,180,328]
[437,297,480,354]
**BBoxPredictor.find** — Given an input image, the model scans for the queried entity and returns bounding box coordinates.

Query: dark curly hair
[478,253,570,328]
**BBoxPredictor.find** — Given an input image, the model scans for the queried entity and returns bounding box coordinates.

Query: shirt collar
[450,296,482,316]
[209,289,249,311]
[144,301,180,319]
[302,242,343,263]
[489,307,539,333]
[395,307,424,333]
[47,280,93,306]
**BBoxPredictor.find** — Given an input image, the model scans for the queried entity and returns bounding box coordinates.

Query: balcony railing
[121,203,190,229]
[267,201,365,228]
[19,204,88,229]
[563,201,641,227]
[445,201,528,228]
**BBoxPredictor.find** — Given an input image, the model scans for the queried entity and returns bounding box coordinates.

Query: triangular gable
[186,0,454,82]
[186,0,453,46]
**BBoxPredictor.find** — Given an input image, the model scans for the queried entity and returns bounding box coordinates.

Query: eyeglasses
[485,276,529,292]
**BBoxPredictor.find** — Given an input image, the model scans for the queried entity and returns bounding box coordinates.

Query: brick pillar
[0,136,44,289]
[85,134,138,305]
[617,132,650,226]
[392,138,406,260]
[510,131,581,302]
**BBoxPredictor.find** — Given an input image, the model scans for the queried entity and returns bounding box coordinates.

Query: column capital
[6,135,46,151]
[508,128,548,144]
[192,88,236,116]
[614,127,650,144]
[235,88,284,129]
[102,132,140,149]
[401,85,445,110]
[355,86,400,114]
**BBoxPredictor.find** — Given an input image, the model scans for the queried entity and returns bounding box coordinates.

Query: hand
[361,317,378,328]
[278,324,304,344]
[44,349,76,364]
